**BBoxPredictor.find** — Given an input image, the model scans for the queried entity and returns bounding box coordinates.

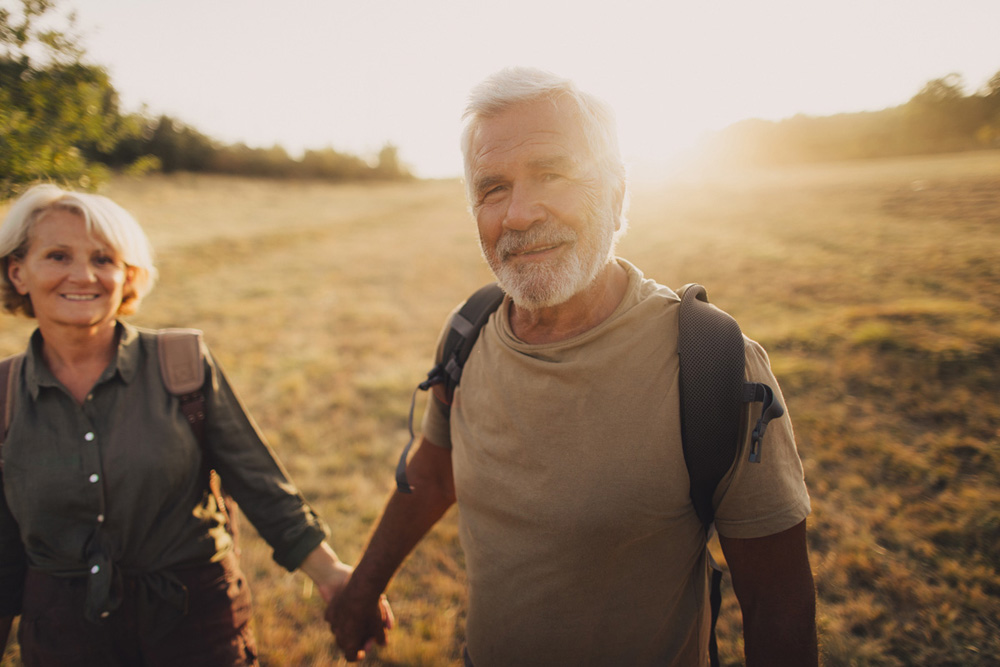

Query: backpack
[0,329,238,544]
[394,282,785,667]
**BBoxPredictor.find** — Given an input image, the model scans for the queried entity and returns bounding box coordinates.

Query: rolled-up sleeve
[201,349,329,571]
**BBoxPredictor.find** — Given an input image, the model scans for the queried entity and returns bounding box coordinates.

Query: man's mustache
[496,223,577,261]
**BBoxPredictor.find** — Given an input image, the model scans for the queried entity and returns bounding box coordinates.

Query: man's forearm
[337,437,456,602]
[348,484,454,599]
[721,520,818,667]
[326,439,455,660]
[742,595,818,666]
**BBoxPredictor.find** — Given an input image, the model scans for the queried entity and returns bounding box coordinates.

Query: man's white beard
[482,214,615,311]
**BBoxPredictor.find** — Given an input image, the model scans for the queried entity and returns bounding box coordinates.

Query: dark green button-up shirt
[0,323,328,624]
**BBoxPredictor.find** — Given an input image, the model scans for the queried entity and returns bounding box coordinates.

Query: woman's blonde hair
[0,184,158,317]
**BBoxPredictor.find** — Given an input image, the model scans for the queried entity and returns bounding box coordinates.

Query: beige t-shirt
[422,259,810,667]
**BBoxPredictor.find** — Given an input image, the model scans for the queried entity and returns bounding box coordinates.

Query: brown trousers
[17,553,257,667]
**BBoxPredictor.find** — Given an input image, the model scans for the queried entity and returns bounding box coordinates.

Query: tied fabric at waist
[85,554,190,638]
[31,555,192,640]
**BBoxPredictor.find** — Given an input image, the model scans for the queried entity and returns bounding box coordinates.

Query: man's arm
[326,437,456,661]
[718,518,818,667]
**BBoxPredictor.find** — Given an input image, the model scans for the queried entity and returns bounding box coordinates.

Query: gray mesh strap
[678,285,746,529]
[678,284,785,527]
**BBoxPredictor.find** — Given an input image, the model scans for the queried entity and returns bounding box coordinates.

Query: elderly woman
[0,184,387,666]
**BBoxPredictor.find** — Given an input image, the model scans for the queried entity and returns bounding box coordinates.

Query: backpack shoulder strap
[1,354,25,449]
[156,328,237,541]
[677,284,784,667]
[676,284,748,529]
[396,283,505,493]
[676,283,784,529]
[157,329,207,445]
[421,282,506,404]
[158,329,205,395]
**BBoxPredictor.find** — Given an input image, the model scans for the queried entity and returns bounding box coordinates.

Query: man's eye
[481,185,505,201]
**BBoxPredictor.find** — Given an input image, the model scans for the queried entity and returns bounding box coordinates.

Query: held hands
[325,575,394,662]
[299,542,394,659]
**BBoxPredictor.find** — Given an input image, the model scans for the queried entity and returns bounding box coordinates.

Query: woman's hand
[299,542,352,604]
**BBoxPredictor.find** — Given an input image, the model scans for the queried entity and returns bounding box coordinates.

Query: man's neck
[509,261,629,345]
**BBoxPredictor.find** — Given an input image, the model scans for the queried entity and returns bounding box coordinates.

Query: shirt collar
[25,322,141,399]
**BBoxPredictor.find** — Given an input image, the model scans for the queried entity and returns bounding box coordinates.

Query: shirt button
[100,611,110,618]
[97,514,105,523]
[91,565,100,574]
[89,474,100,483]
[84,432,95,442]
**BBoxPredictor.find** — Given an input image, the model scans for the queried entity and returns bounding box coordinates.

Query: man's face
[467,97,620,310]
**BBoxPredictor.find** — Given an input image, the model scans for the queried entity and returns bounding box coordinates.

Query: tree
[0,0,142,199]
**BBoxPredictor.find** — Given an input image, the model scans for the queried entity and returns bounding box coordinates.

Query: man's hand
[323,437,454,660]
[325,575,394,662]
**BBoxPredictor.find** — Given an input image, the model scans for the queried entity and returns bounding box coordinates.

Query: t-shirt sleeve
[713,337,811,539]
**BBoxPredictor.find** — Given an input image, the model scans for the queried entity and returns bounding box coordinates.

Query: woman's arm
[1,614,13,656]
[298,541,352,604]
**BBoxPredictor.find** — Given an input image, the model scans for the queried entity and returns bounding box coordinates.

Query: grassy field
[1,150,998,665]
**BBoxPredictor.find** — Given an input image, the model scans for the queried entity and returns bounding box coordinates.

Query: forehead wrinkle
[472,139,578,190]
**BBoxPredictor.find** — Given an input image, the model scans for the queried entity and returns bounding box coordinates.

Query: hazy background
[3,1,1000,664]
[69,0,1000,178]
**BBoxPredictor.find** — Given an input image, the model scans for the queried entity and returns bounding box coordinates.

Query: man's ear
[612,178,626,231]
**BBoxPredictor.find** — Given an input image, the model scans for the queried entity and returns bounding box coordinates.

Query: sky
[49,0,1000,178]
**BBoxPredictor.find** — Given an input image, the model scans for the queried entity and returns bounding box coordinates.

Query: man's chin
[497,274,580,312]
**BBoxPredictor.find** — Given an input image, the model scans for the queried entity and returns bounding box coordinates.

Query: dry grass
[2,150,998,665]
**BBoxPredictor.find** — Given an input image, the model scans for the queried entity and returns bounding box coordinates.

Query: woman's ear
[7,259,29,296]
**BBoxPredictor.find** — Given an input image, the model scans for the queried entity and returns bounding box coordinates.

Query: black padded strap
[677,285,746,530]
[397,284,505,493]
[439,283,505,396]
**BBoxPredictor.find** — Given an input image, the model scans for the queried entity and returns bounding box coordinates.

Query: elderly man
[326,67,817,666]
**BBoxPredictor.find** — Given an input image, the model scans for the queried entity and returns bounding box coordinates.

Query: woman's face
[7,208,132,332]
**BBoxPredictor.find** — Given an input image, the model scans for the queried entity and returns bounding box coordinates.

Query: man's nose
[503,182,545,231]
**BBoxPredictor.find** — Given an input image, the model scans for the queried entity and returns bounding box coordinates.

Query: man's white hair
[459,67,629,229]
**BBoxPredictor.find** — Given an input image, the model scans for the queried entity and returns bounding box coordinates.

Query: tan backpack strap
[157,330,238,546]
[157,329,205,395]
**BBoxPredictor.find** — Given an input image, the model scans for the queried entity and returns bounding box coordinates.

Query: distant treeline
[91,115,411,181]
[701,71,1000,165]
[1,0,410,200]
